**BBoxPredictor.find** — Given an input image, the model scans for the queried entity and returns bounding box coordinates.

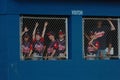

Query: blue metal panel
[0,0,120,80]
[0,15,8,80]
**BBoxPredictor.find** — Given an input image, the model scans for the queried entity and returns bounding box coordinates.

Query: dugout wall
[0,0,120,80]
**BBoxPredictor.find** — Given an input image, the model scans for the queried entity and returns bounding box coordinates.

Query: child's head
[89,32,94,39]
[97,20,103,28]
[58,30,65,39]
[35,31,41,41]
[23,32,29,42]
[47,32,55,41]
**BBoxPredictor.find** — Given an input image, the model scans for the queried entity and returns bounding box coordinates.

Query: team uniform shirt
[57,39,66,55]
[22,41,32,56]
[87,40,99,54]
[33,38,44,56]
[47,40,58,56]
[93,26,110,49]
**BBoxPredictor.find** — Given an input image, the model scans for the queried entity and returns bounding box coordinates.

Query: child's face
[90,35,94,39]
[97,21,102,28]
[59,34,65,39]
[36,35,41,40]
[24,37,29,42]
[48,35,54,40]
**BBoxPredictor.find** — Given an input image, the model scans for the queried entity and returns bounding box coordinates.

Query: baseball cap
[47,32,55,36]
[23,32,29,38]
[58,30,64,35]
[36,31,41,36]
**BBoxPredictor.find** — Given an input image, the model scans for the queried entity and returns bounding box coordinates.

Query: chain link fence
[20,15,68,60]
[83,17,119,60]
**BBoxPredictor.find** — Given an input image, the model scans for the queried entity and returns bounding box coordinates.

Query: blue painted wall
[0,0,120,80]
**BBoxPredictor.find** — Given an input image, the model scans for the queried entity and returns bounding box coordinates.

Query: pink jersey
[33,38,44,53]
[87,40,99,53]
[47,40,58,56]
[22,42,32,54]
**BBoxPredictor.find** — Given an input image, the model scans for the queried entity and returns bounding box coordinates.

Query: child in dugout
[86,32,99,60]
[31,22,48,60]
[93,18,115,60]
[46,32,58,60]
[21,27,32,60]
[57,30,66,60]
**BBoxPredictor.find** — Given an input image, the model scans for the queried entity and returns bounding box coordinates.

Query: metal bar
[65,18,68,59]
[83,18,118,20]
[22,16,66,20]
[118,19,120,59]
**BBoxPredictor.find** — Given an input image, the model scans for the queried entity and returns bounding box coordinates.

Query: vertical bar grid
[20,16,68,60]
[118,19,120,59]
[83,17,119,60]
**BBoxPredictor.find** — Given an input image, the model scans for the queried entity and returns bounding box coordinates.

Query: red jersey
[87,40,99,53]
[33,37,44,53]
[22,42,32,54]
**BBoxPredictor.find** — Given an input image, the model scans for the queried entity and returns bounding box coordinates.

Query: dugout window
[20,15,69,61]
[83,17,119,60]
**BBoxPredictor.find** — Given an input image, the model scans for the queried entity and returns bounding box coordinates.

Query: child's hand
[44,21,48,27]
[24,27,29,32]
[35,22,39,27]
[106,52,111,56]
[48,56,53,60]
[107,18,112,21]
[88,41,92,45]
